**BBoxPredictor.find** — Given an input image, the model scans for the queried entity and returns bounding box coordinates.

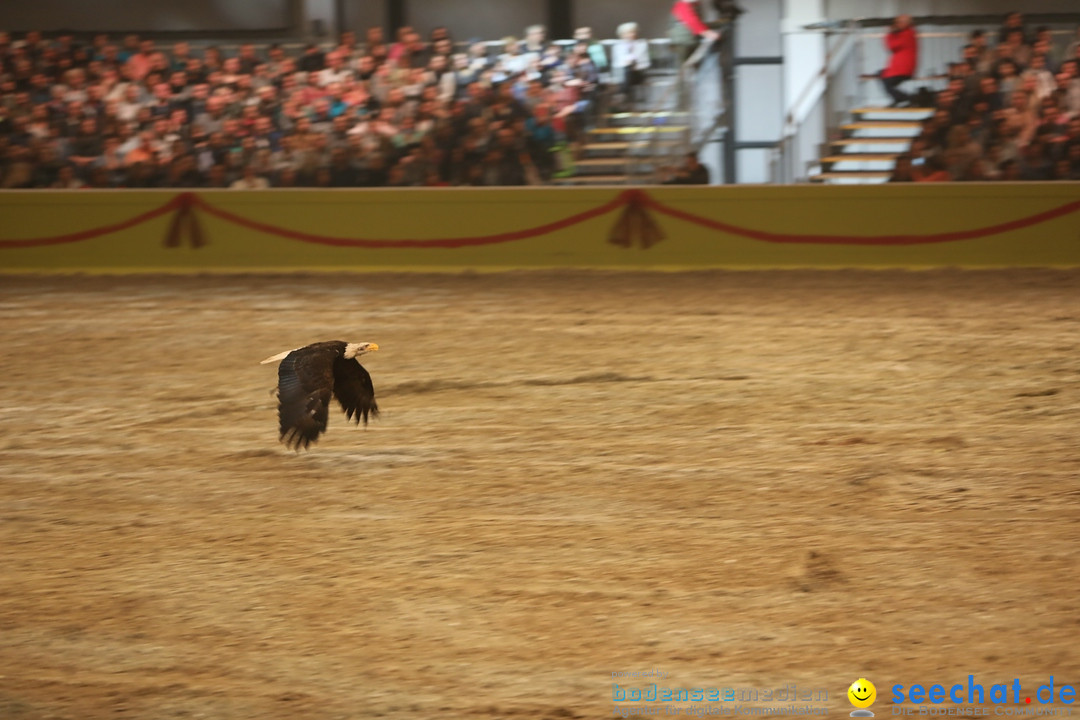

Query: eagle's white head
[344,342,379,360]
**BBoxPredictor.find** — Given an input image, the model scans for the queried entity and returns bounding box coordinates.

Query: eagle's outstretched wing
[276,347,336,450]
[333,356,379,426]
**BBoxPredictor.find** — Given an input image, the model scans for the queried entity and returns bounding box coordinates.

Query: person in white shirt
[1022,53,1056,102]
[115,83,145,123]
[1065,25,1080,64]
[520,25,547,54]
[612,22,651,110]
[1060,67,1080,117]
[318,51,354,88]
[230,165,270,189]
[499,37,534,76]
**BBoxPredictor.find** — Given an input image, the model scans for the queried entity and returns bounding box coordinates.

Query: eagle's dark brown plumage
[260,341,379,451]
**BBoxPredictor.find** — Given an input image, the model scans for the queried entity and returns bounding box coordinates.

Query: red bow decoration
[608,189,665,250]
[164,192,207,249]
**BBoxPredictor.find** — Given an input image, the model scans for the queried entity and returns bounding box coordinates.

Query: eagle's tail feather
[260,349,294,365]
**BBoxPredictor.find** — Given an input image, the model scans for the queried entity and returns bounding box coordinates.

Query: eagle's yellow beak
[367,343,379,352]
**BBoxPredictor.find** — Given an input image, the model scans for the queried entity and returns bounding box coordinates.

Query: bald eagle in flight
[260,341,379,450]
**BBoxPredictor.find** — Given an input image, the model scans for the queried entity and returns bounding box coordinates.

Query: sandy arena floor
[0,270,1078,720]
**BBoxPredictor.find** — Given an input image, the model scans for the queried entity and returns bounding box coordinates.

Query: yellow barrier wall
[1,184,1079,272]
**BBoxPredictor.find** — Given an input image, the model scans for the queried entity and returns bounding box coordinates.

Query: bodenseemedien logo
[849,678,877,717]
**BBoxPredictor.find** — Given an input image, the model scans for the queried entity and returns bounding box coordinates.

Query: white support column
[781,0,825,124]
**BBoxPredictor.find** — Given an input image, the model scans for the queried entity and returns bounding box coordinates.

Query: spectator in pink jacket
[881,15,918,107]
[670,0,720,61]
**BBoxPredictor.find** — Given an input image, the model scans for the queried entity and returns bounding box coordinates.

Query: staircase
[553,59,696,186]
[555,111,690,185]
[809,106,931,184]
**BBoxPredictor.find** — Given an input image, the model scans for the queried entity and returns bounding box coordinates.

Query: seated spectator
[1031,30,1057,69]
[968,30,994,75]
[97,135,128,184]
[230,163,269,189]
[994,122,1023,165]
[0,24,702,189]
[397,30,430,70]
[387,26,413,64]
[1064,25,1080,64]
[1061,116,1080,154]
[297,44,325,73]
[995,59,1022,98]
[981,144,1005,179]
[1058,60,1080,115]
[525,103,558,178]
[914,154,950,182]
[998,12,1028,46]
[499,37,532,76]
[519,25,547,55]
[123,130,159,167]
[1018,138,1052,179]
[67,117,103,171]
[1064,139,1080,179]
[943,125,982,178]
[1050,157,1073,180]
[1022,53,1055,101]
[236,43,261,75]
[1,145,36,188]
[548,70,590,159]
[124,39,156,82]
[960,157,990,181]
[574,27,610,74]
[51,163,85,188]
[662,152,710,184]
[319,50,353,87]
[996,158,1020,180]
[888,153,916,182]
[1001,28,1031,69]
[999,89,1036,141]
[971,75,1003,114]
[162,153,201,187]
[612,22,651,111]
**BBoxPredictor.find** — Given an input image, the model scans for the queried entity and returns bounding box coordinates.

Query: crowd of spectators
[890,13,1080,182]
[0,24,626,188]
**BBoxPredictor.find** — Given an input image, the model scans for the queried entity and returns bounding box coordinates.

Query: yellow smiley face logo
[848,678,877,708]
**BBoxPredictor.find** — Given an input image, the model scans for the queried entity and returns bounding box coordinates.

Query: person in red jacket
[670,0,720,61]
[881,15,919,107]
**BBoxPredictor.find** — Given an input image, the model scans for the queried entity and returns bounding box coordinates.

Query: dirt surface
[1,270,1078,720]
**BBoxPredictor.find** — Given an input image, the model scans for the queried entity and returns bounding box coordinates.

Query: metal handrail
[635,36,722,183]
[773,19,862,183]
[784,19,861,138]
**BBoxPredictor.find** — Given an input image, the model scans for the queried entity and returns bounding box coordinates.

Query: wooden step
[582,141,682,155]
[585,142,632,152]
[821,154,903,163]
[810,171,892,182]
[573,159,662,177]
[588,126,688,135]
[842,121,923,131]
[582,142,631,159]
[605,111,689,121]
[831,137,913,146]
[575,158,632,169]
[851,106,933,114]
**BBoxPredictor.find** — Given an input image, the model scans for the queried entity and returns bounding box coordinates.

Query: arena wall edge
[1,185,1079,273]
